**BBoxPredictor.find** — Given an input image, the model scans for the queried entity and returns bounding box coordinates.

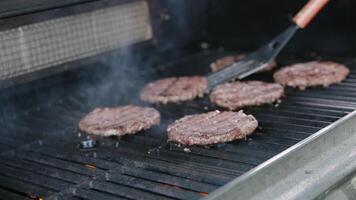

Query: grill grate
[0,51,355,199]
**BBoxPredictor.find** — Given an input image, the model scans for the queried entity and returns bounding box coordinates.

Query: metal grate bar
[118,166,217,193]
[121,141,253,173]
[0,155,88,184]
[255,113,330,127]
[0,163,71,192]
[126,135,265,167]
[90,180,174,200]
[260,128,311,141]
[258,109,341,121]
[12,150,103,177]
[32,147,118,171]
[278,103,350,115]
[72,188,129,200]
[31,143,233,186]
[0,188,28,200]
[102,144,244,177]
[0,174,54,198]
[107,173,205,200]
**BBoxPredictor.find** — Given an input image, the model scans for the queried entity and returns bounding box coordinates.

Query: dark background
[155,0,356,56]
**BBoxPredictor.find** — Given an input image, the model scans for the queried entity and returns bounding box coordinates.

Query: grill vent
[0,1,152,80]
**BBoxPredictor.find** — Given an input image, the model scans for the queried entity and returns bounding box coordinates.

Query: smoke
[0,0,207,128]
[63,0,209,111]
[67,48,147,110]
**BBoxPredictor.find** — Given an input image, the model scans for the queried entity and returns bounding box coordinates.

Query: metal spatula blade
[207,25,298,90]
[206,0,330,91]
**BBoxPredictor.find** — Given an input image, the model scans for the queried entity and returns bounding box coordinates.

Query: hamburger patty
[210,81,284,110]
[140,76,208,104]
[79,105,160,136]
[167,110,258,145]
[274,61,350,90]
[211,54,277,72]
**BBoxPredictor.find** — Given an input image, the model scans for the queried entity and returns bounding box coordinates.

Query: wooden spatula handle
[293,0,330,28]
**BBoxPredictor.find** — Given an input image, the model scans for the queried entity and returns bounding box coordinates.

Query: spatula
[206,0,330,91]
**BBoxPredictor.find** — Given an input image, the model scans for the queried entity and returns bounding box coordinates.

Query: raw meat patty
[211,54,277,72]
[273,61,349,90]
[140,76,208,104]
[167,110,258,145]
[79,105,160,136]
[210,81,284,110]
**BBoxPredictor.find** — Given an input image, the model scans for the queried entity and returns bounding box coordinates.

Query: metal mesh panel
[0,1,152,80]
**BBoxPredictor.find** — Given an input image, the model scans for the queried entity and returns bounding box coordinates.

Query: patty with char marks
[167,110,258,145]
[273,61,349,90]
[79,105,160,136]
[211,54,277,72]
[210,81,284,110]
[140,76,208,104]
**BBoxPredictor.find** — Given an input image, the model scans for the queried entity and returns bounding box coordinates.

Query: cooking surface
[0,50,355,200]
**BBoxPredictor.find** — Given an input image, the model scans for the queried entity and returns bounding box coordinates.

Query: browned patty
[140,76,208,104]
[210,81,284,110]
[167,110,258,145]
[79,105,160,136]
[274,61,350,90]
[211,54,277,72]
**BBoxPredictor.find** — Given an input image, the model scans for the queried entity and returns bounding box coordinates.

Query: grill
[0,49,355,200]
[0,0,355,199]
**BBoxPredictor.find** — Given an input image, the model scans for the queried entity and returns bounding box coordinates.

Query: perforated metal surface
[0,0,152,80]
